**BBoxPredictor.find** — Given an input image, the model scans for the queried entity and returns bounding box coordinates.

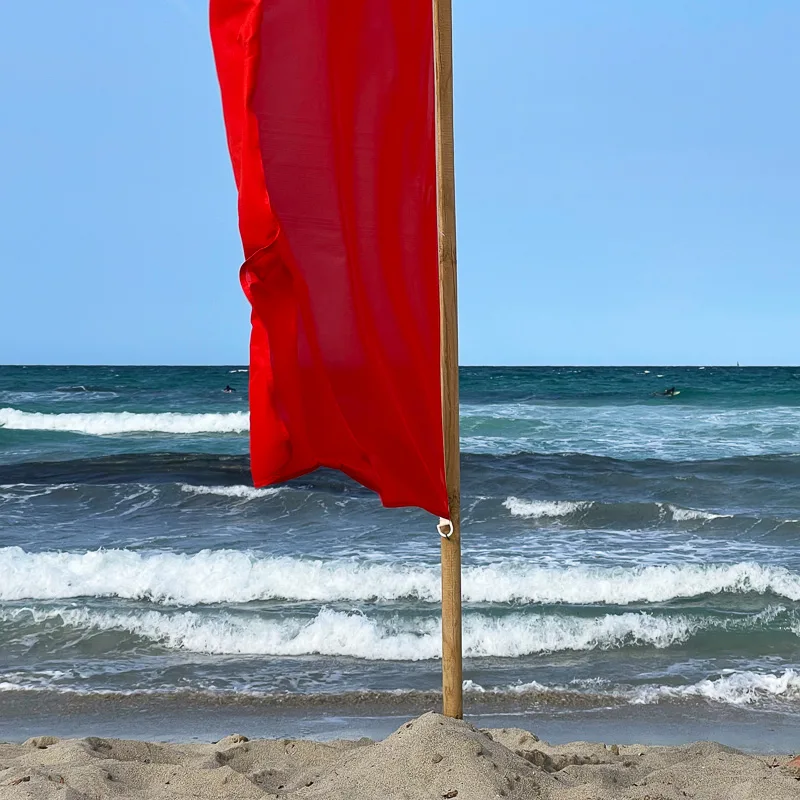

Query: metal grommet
[437,518,453,539]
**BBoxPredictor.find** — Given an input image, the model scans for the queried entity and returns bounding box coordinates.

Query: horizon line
[1,363,797,369]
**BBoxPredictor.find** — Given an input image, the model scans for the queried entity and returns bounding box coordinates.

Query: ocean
[2,365,800,748]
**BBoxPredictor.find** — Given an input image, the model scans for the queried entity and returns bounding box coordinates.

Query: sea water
[1,366,799,743]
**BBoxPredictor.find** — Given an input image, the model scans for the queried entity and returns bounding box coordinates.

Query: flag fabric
[210,0,449,519]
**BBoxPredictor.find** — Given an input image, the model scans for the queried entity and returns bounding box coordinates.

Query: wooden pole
[432,0,462,720]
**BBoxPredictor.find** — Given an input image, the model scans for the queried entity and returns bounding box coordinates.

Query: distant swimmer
[652,386,679,398]
[223,385,236,393]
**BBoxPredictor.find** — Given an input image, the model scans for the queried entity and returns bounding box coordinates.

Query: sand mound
[1,712,798,799]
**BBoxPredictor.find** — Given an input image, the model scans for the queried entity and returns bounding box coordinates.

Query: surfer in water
[223,385,236,393]
[652,386,678,397]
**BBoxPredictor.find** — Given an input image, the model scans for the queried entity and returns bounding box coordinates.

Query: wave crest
[1,606,732,659]
[179,484,282,500]
[505,496,732,524]
[0,408,248,435]
[630,669,800,706]
[469,669,800,707]
[503,498,588,519]
[2,548,800,605]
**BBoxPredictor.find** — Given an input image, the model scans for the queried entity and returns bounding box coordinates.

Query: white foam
[503,497,588,519]
[179,484,282,500]
[0,390,118,403]
[0,483,75,501]
[0,408,248,435]
[0,681,149,696]
[0,670,72,694]
[0,607,719,660]
[631,669,800,706]
[1,666,794,708]
[2,548,800,605]
[463,669,800,707]
[459,403,800,460]
[667,505,731,522]
[229,369,248,373]
[505,497,731,523]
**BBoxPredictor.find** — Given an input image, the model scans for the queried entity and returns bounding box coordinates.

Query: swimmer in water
[223,385,236,393]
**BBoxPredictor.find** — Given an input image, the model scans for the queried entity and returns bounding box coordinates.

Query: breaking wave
[504,496,732,523]
[1,669,797,709]
[178,484,283,500]
[503,498,589,518]
[2,548,800,605]
[0,606,747,660]
[0,408,249,435]
[629,669,800,706]
[666,505,731,522]
[466,668,800,708]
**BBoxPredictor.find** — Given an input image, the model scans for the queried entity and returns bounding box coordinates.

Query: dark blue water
[1,366,800,726]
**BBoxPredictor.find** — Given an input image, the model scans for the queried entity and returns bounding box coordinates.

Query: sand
[1,712,799,799]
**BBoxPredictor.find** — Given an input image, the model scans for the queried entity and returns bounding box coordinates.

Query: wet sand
[2,689,800,755]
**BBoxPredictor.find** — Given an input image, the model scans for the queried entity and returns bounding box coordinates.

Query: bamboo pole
[432,0,462,720]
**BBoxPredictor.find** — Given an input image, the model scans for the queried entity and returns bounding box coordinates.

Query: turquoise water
[1,365,800,735]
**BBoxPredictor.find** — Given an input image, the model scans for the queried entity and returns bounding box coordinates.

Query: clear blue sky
[1,1,798,366]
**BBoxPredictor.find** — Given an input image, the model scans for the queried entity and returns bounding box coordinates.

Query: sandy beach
[2,712,799,799]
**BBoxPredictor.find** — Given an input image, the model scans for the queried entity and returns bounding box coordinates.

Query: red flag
[210,0,449,519]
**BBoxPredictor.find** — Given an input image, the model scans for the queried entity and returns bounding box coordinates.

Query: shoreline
[2,712,799,799]
[1,691,799,754]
